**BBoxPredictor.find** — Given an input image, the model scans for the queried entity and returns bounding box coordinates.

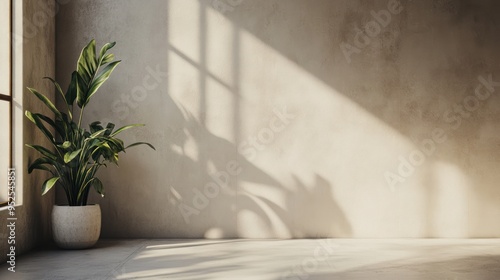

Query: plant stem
[78,106,85,129]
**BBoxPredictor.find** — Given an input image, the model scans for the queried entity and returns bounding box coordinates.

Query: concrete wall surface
[56,0,500,238]
[0,0,56,263]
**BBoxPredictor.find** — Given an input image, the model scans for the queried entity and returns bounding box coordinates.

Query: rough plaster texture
[0,0,55,263]
[56,0,500,238]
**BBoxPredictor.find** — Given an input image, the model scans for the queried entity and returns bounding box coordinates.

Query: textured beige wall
[56,0,500,238]
[0,0,55,263]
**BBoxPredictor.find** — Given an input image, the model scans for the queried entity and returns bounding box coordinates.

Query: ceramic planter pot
[52,204,101,249]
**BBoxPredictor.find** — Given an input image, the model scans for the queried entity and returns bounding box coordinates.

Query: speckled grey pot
[52,205,101,249]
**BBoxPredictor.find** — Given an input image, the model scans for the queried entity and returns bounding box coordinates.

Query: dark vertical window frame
[0,0,12,207]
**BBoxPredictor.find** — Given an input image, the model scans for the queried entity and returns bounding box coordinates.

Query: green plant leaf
[34,113,65,137]
[64,149,81,163]
[125,142,156,150]
[77,39,97,85]
[28,157,56,174]
[92,177,105,197]
[89,121,104,133]
[106,137,125,152]
[104,122,115,136]
[89,128,108,139]
[110,124,144,137]
[100,53,115,65]
[27,87,62,118]
[66,71,79,106]
[84,61,121,106]
[26,144,58,160]
[41,177,60,195]
[43,77,71,118]
[25,111,55,143]
[92,142,112,160]
[76,72,88,108]
[98,42,116,62]
[43,77,64,98]
[60,141,72,149]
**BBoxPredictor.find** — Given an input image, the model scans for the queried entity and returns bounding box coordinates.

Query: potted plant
[25,39,154,249]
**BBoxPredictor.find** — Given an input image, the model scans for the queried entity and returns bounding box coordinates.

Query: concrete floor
[1,239,500,279]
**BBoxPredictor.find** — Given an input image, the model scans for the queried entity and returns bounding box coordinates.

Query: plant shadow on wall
[93,0,500,238]
[128,94,352,238]
[203,0,500,236]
